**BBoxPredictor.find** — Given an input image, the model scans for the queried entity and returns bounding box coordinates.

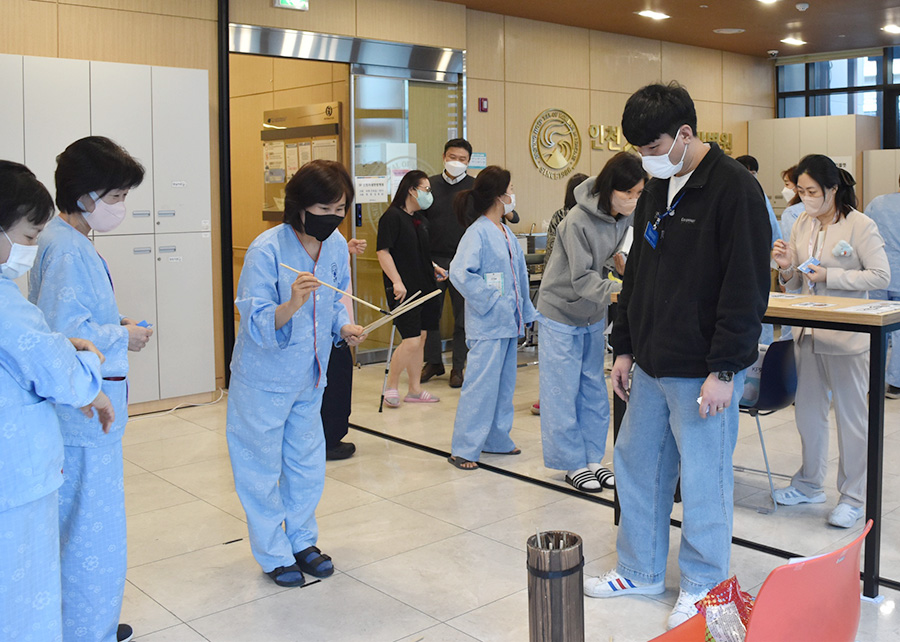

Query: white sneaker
[772,485,826,506]
[828,503,864,528]
[584,569,665,598]
[667,588,708,630]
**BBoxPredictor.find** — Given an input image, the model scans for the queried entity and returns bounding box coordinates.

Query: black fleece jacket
[610,143,771,378]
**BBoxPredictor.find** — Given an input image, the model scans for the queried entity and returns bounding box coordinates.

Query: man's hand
[613,252,627,276]
[698,373,734,419]
[610,354,634,402]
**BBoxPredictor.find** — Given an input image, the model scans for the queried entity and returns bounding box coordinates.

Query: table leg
[864,329,888,598]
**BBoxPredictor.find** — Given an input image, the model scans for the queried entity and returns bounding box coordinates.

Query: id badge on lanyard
[644,191,686,249]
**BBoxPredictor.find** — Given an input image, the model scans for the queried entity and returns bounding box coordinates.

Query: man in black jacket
[583,83,771,631]
[421,138,474,388]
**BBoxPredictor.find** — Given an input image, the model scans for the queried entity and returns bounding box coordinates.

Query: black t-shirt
[376,204,436,296]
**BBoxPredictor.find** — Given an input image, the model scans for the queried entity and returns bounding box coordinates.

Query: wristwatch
[716,371,735,383]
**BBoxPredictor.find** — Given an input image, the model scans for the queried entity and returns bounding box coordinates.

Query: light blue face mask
[416,189,434,210]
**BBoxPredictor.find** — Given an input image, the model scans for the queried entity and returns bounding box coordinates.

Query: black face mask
[302,211,343,241]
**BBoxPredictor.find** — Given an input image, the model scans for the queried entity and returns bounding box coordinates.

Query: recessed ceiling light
[758,0,777,4]
[781,37,807,45]
[637,10,670,20]
[884,24,900,34]
[713,28,745,34]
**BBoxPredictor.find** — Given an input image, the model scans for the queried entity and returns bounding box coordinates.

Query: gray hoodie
[537,178,633,327]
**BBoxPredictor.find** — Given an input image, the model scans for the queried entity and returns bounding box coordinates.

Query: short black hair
[621,82,697,148]
[0,161,55,230]
[563,173,589,210]
[735,155,759,172]
[443,138,473,158]
[55,136,145,213]
[283,160,354,232]
[389,170,429,210]
[795,154,857,219]
[591,152,647,216]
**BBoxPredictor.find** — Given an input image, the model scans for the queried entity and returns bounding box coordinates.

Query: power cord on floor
[128,387,227,421]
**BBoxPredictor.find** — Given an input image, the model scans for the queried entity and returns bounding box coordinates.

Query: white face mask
[611,193,638,216]
[0,226,38,280]
[641,132,688,180]
[781,186,796,203]
[501,193,516,216]
[79,191,127,233]
[444,160,467,178]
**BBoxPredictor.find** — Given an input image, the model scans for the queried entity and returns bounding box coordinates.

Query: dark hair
[55,136,145,213]
[563,173,589,210]
[443,138,473,158]
[735,155,759,172]
[590,152,647,216]
[389,170,429,210]
[621,82,697,147]
[781,165,800,206]
[283,160,355,232]
[454,165,510,228]
[0,161,55,230]
[795,154,857,218]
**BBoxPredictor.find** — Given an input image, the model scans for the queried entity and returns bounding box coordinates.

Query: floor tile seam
[339,529,469,574]
[124,579,188,634]
[176,578,302,625]
[440,587,528,627]
[317,572,443,630]
[126,536,251,571]
[123,450,232,473]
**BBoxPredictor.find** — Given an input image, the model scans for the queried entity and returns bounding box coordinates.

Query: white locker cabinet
[92,235,161,404]
[90,61,155,236]
[151,66,212,234]
[0,54,24,163]
[154,232,215,399]
[23,56,90,200]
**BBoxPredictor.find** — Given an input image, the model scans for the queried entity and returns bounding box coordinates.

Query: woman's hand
[772,239,792,269]
[434,265,448,282]
[340,324,367,347]
[805,263,828,284]
[290,272,320,308]
[610,354,634,402]
[123,321,153,352]
[81,390,115,433]
[391,280,407,303]
[613,252,627,276]
[69,338,105,364]
[348,238,367,255]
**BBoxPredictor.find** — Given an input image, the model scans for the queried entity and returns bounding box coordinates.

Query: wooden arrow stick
[279,262,389,315]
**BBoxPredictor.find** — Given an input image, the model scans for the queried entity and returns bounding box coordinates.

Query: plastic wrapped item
[739,344,767,406]
[696,576,754,642]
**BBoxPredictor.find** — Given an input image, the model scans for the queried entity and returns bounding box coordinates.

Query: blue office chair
[735,339,798,514]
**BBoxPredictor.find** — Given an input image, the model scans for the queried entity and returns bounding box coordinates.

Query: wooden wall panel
[588,90,630,176]
[466,10,504,81]
[230,0,356,37]
[467,78,506,168]
[230,54,274,97]
[0,0,58,56]
[723,52,774,108]
[273,84,334,109]
[590,31,661,95]
[504,15,589,89]
[660,41,723,103]
[357,0,465,50]
[274,57,333,91]
[230,92,275,253]
[59,0,216,21]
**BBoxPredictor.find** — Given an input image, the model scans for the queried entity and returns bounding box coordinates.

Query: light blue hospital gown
[449,215,537,461]
[0,276,103,642]
[866,191,900,387]
[29,216,130,642]
[227,224,350,573]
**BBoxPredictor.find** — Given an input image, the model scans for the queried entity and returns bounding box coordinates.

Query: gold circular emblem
[530,109,581,180]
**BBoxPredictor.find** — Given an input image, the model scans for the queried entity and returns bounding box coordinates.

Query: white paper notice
[264,141,286,184]
[838,302,900,314]
[355,176,390,204]
[298,142,312,166]
[312,139,338,162]
[285,143,300,179]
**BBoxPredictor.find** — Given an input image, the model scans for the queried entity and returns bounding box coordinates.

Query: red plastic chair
[649,520,872,642]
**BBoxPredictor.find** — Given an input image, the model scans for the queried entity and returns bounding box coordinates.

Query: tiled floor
[123,348,900,641]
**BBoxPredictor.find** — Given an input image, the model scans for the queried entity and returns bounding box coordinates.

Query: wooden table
[609,292,900,598]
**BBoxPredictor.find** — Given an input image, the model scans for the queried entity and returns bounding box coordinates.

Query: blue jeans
[614,365,746,593]
[870,290,900,387]
[538,319,609,470]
